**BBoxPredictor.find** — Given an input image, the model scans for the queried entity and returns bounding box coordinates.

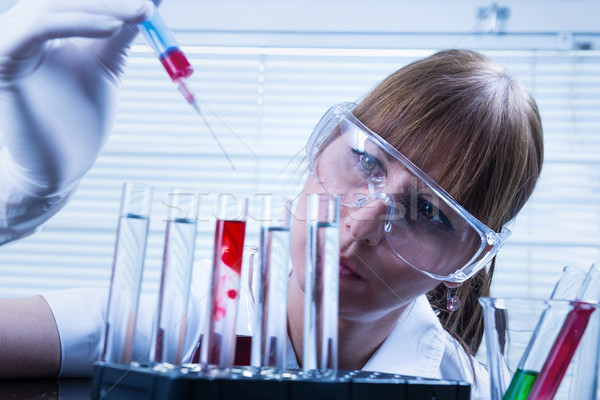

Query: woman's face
[289,174,441,322]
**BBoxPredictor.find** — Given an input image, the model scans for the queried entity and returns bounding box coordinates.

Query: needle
[176,80,236,171]
[140,5,236,171]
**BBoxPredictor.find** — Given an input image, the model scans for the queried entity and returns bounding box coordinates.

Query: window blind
[1,42,599,301]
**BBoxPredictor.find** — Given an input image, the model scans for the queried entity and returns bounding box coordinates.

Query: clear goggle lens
[307,106,499,281]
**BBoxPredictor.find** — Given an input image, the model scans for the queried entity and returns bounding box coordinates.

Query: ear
[442,281,462,289]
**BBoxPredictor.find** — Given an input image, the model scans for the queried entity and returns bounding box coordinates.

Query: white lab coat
[42,260,490,400]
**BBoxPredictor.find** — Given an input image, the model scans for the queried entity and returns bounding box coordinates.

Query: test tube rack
[91,362,470,400]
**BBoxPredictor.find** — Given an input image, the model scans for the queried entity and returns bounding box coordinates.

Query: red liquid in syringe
[159,48,194,81]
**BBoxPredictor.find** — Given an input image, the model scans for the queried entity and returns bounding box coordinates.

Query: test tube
[234,246,258,367]
[571,263,600,400]
[150,188,199,365]
[187,247,255,367]
[527,263,600,399]
[251,197,292,371]
[202,195,248,370]
[303,193,340,375]
[100,182,153,364]
[502,266,586,400]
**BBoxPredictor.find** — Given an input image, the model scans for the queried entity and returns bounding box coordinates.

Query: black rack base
[91,362,470,400]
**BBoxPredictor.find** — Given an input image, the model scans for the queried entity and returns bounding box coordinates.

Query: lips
[339,256,364,280]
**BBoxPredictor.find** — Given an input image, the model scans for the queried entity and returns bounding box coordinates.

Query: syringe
[139,6,236,170]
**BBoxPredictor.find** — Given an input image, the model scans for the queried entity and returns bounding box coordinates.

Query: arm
[0,295,61,378]
[0,0,155,245]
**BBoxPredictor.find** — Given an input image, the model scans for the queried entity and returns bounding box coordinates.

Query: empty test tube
[100,182,153,364]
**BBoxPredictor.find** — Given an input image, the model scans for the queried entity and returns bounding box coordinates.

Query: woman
[0,0,543,398]
[285,50,543,397]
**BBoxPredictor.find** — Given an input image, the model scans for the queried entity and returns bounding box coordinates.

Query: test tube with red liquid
[303,193,340,375]
[501,266,586,400]
[526,264,600,400]
[100,182,153,364]
[525,302,595,399]
[201,195,248,371]
[251,197,292,371]
[187,251,255,367]
[151,188,199,365]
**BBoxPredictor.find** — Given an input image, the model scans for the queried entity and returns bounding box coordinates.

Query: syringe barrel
[140,5,193,81]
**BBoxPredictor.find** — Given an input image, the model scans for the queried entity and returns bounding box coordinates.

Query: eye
[351,149,384,176]
[360,152,378,171]
[417,199,454,231]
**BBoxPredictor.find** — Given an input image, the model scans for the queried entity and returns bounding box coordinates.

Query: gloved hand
[0,0,156,244]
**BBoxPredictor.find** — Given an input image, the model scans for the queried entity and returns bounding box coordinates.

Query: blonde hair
[352,49,544,355]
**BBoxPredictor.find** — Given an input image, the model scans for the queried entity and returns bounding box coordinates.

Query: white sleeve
[42,287,159,377]
[41,259,221,376]
[0,148,76,246]
[42,288,108,378]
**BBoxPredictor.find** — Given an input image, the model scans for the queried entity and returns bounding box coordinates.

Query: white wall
[2,0,599,35]
[158,0,600,33]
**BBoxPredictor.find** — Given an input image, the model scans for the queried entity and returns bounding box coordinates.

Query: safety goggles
[306,103,510,283]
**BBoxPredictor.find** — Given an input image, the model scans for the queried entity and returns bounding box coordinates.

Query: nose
[342,199,387,246]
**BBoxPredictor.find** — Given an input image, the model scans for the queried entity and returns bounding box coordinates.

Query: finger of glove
[42,12,134,40]
[0,1,152,61]
[49,0,154,25]
[51,1,155,75]
[93,1,164,75]
[0,13,126,80]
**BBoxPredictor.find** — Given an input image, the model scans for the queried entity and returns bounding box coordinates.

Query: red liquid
[189,335,251,366]
[527,302,595,399]
[234,335,252,366]
[154,327,165,363]
[159,48,193,81]
[203,219,246,366]
[214,219,246,275]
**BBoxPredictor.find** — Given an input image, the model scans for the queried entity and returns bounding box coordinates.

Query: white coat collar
[362,294,446,378]
[285,295,446,377]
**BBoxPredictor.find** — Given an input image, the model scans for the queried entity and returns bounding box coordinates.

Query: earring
[446,287,461,312]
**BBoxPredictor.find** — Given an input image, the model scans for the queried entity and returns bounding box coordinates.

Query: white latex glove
[0,0,156,244]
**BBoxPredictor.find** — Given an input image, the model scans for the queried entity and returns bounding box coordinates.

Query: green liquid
[503,368,538,400]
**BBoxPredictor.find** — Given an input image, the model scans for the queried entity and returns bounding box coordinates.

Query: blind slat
[2,45,600,302]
